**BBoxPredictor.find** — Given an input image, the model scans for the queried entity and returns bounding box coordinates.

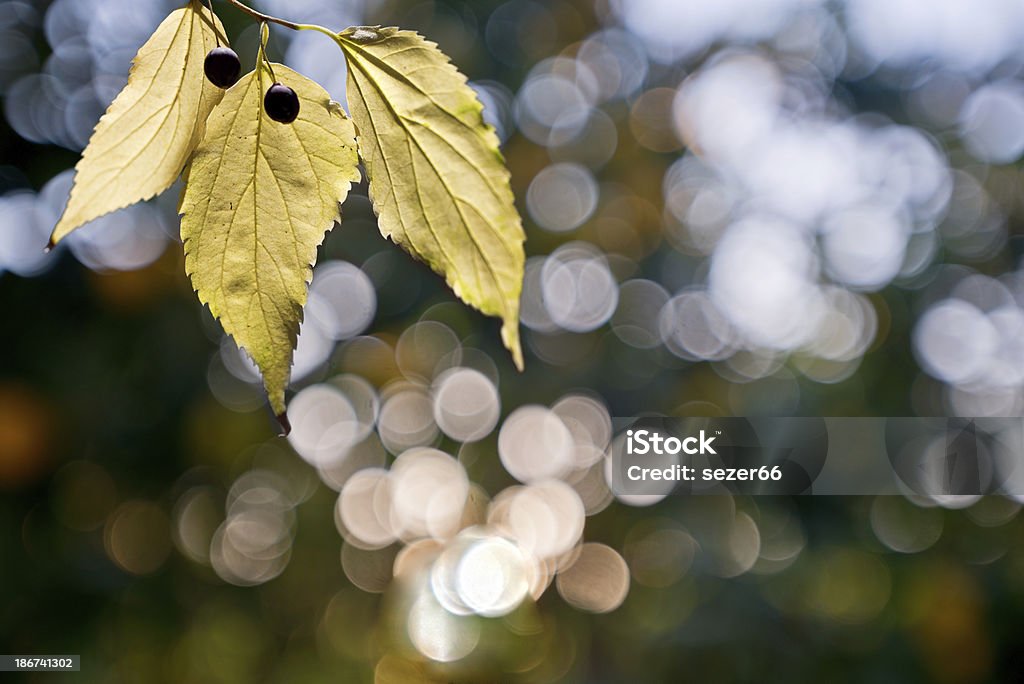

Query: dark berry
[204,47,241,89]
[264,83,300,124]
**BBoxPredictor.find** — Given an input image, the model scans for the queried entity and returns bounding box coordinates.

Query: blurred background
[3,0,1024,681]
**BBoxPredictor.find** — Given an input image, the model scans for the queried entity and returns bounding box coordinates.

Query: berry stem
[207,2,221,47]
[220,0,336,39]
[257,22,276,82]
[193,0,229,45]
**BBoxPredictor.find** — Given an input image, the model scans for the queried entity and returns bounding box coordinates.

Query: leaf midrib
[343,48,515,320]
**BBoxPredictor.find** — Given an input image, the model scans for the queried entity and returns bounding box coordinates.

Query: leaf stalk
[221,0,336,38]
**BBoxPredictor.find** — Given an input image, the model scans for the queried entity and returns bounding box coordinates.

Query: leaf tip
[43,237,55,254]
[502,319,524,372]
[275,411,292,436]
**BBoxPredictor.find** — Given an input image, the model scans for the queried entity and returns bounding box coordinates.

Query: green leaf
[51,0,226,244]
[178,64,360,420]
[336,27,526,369]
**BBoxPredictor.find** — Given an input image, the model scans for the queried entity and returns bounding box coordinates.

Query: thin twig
[222,0,300,31]
[220,0,339,40]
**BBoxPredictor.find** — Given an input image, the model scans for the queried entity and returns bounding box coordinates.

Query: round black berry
[204,47,241,89]
[264,83,300,124]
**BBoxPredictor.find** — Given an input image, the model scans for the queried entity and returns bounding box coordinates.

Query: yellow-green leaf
[51,1,227,244]
[179,64,359,420]
[336,27,526,369]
